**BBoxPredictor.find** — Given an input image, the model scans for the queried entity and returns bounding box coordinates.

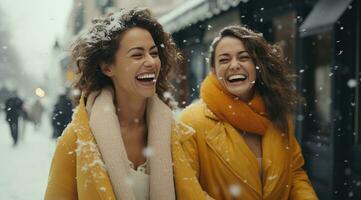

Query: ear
[100,63,114,77]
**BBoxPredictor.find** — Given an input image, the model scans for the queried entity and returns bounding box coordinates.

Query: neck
[114,89,147,128]
[238,88,255,103]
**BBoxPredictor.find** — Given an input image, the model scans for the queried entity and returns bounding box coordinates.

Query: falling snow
[229,184,242,197]
[143,146,154,158]
[347,79,357,88]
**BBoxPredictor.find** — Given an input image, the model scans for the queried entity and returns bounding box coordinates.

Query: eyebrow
[127,45,158,53]
[217,50,248,58]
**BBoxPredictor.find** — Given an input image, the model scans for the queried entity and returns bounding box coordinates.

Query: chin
[228,88,251,99]
[140,90,156,98]
[226,86,244,96]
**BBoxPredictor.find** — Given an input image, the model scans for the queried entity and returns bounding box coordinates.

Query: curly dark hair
[71,8,182,106]
[209,25,303,133]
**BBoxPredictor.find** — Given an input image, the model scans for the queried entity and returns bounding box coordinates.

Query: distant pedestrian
[29,99,45,130]
[4,94,28,146]
[0,87,12,117]
[51,94,73,139]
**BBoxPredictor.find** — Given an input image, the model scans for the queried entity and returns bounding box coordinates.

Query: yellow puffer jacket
[172,100,318,200]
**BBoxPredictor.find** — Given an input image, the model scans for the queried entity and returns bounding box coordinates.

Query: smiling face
[213,36,256,102]
[102,27,161,99]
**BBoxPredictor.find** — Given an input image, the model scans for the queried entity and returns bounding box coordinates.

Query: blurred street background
[0,0,360,199]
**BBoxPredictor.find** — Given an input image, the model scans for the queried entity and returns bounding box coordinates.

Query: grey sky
[1,0,72,80]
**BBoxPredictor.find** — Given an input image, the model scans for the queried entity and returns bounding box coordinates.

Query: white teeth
[137,73,155,79]
[228,74,246,81]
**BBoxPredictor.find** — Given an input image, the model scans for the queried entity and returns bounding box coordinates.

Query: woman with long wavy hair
[45,8,185,200]
[172,25,318,200]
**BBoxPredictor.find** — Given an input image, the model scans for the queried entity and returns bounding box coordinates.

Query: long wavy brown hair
[71,8,182,107]
[209,25,303,133]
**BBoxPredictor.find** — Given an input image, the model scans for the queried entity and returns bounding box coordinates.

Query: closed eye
[150,51,159,58]
[239,55,250,61]
[131,54,143,59]
[219,58,229,63]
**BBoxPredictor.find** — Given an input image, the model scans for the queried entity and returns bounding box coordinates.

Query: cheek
[114,64,134,80]
[246,64,257,80]
[214,64,225,76]
[250,69,257,81]
[156,59,161,69]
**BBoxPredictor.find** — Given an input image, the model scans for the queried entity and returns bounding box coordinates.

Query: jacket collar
[203,102,290,198]
[205,121,263,196]
[80,88,175,200]
[201,100,219,121]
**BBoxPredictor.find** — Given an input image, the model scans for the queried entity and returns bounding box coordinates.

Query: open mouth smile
[135,72,157,85]
[227,74,247,83]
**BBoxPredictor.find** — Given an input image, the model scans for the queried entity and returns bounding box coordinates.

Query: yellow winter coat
[172,100,318,200]
[44,97,116,200]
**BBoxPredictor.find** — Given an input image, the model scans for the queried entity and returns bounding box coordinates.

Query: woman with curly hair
[172,25,318,199]
[45,8,184,200]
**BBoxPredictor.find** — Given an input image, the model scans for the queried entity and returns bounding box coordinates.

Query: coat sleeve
[289,131,319,200]
[171,122,214,200]
[45,124,78,200]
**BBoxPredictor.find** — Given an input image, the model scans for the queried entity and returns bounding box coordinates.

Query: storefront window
[272,11,296,65]
[304,31,333,136]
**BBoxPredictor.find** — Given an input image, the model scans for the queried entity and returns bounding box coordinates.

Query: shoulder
[179,100,208,125]
[172,119,195,139]
[177,100,218,140]
[59,104,90,142]
[57,122,77,146]
[283,116,301,150]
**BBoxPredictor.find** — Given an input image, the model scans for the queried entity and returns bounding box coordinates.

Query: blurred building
[159,0,360,199]
[0,6,37,99]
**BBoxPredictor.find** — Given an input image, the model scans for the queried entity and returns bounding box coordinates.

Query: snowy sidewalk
[0,113,56,200]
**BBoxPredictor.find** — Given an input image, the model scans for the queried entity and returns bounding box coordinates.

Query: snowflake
[143,146,154,158]
[267,174,278,180]
[229,184,242,197]
[347,79,357,88]
[163,91,172,99]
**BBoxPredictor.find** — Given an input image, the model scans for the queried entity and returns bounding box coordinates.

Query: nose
[144,54,157,68]
[229,57,241,70]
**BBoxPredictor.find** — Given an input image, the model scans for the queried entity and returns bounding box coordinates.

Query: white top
[128,161,149,200]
